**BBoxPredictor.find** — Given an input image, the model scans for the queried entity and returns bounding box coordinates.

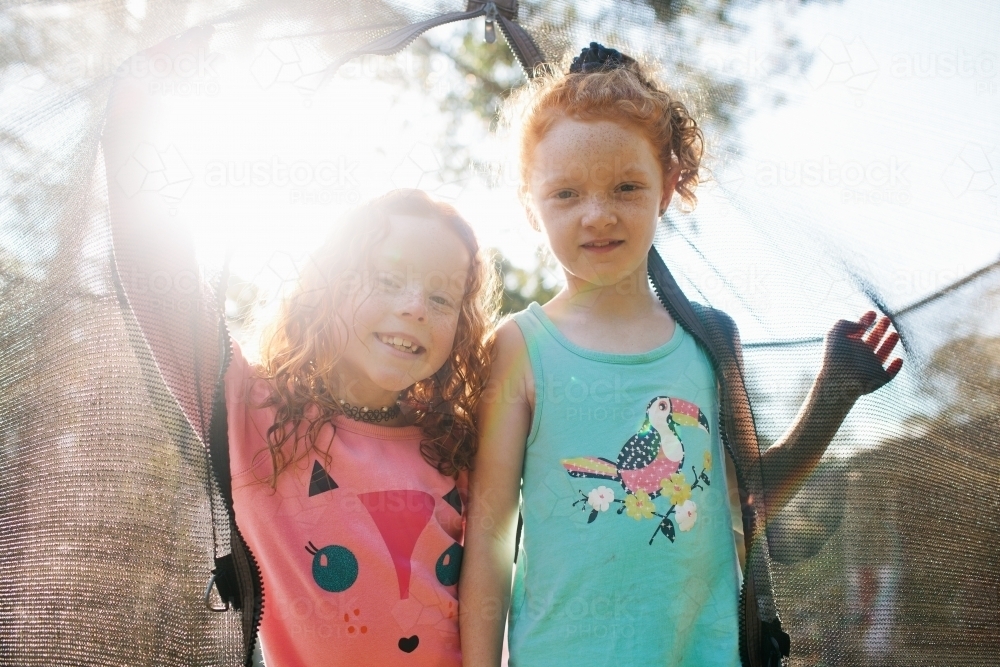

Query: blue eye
[435,543,463,586]
[306,542,359,592]
[556,190,574,199]
[378,274,402,290]
[431,295,454,307]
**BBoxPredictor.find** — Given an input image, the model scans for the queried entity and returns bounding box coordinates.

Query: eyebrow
[537,168,652,188]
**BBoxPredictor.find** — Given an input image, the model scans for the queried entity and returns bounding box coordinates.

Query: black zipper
[205,303,265,667]
[738,573,750,667]
[649,264,758,667]
[201,7,543,663]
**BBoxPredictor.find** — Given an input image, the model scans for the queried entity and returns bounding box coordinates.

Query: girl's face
[338,215,471,403]
[526,118,676,287]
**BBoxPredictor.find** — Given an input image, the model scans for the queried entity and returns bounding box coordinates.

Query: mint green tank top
[508,303,741,667]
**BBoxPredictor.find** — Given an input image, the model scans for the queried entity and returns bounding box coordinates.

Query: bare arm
[102,27,223,444]
[460,321,532,667]
[761,311,902,512]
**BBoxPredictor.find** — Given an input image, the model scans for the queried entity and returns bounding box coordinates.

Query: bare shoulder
[493,317,528,364]
[486,317,534,408]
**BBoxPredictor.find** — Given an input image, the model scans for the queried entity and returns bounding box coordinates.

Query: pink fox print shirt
[225,341,466,666]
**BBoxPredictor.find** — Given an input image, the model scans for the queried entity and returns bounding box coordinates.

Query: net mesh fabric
[0,159,242,664]
[2,4,448,665]
[2,1,998,666]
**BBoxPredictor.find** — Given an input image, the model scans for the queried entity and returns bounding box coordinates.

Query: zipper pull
[484,2,498,43]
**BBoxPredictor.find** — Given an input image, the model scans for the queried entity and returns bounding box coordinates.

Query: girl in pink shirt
[103,29,499,667]
[223,189,497,666]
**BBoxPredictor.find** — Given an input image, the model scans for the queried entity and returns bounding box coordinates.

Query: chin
[571,261,644,286]
[369,367,429,393]
[372,375,420,394]
[585,271,632,288]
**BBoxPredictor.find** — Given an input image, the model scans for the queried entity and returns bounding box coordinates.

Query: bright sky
[0,0,987,455]
[156,0,998,344]
[164,28,544,289]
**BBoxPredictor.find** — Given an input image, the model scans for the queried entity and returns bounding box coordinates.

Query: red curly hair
[503,55,704,215]
[251,189,499,487]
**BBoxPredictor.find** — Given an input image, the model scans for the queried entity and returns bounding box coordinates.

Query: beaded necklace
[337,399,401,424]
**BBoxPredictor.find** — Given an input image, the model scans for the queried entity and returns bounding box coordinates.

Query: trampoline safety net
[1,0,998,666]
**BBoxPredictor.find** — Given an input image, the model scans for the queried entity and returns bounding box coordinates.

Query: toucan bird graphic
[561,396,710,498]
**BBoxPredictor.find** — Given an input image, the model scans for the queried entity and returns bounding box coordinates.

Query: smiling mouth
[375,333,424,355]
[582,240,624,249]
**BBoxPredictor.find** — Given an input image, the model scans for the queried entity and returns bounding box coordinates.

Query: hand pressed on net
[819,310,903,401]
[104,25,216,131]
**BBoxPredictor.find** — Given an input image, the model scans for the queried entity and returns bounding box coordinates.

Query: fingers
[845,310,877,339]
[874,330,899,363]
[850,311,905,378]
[866,314,902,375]
[863,316,891,348]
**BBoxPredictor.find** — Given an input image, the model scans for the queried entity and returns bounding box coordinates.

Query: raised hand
[102,25,217,214]
[819,310,903,401]
[762,311,904,512]
[104,25,216,134]
[101,25,222,447]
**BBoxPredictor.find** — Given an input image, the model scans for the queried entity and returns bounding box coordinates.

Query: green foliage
[493,249,560,317]
[920,327,1000,424]
[225,274,261,327]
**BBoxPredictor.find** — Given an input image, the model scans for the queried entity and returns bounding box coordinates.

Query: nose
[580,193,615,229]
[398,284,427,322]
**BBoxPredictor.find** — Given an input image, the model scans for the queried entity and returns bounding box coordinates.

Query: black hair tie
[568,41,633,74]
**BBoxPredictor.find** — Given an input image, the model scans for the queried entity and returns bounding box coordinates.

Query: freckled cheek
[348,294,391,336]
[620,196,656,214]
[621,202,659,232]
[543,221,579,251]
[426,314,460,354]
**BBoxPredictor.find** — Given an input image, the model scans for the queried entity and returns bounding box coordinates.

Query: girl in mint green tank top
[508,302,741,666]
[458,43,903,667]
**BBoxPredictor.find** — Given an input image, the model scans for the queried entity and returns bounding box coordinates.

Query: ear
[659,163,681,216]
[520,186,541,232]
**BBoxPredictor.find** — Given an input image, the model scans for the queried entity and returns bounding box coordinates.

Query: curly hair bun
[503,43,705,212]
[568,42,636,74]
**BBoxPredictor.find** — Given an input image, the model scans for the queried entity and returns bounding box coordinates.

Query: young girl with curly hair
[460,43,902,667]
[103,30,499,667]
[226,188,498,666]
[112,188,498,667]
